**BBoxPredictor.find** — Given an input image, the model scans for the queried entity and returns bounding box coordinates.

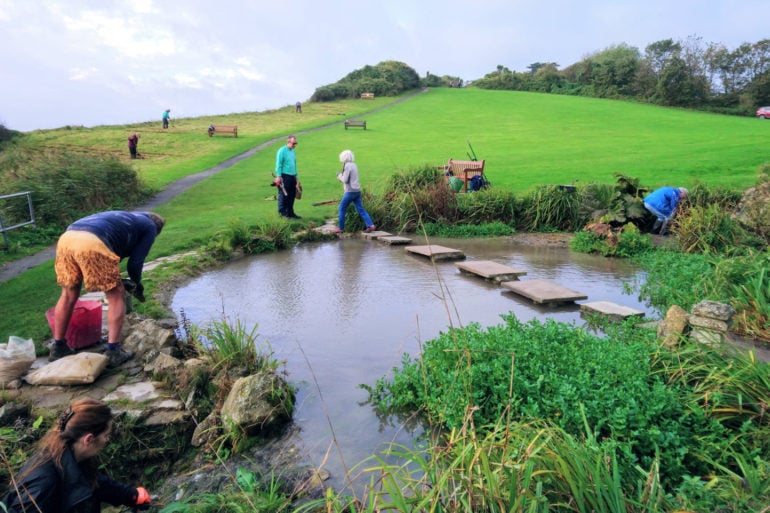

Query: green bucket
[449,176,464,192]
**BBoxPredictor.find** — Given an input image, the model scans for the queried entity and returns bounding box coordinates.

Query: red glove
[135,487,151,508]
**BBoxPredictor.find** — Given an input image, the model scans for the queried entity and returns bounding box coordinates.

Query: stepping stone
[379,236,412,245]
[501,279,587,305]
[580,301,645,321]
[455,260,527,282]
[362,230,392,240]
[405,244,465,261]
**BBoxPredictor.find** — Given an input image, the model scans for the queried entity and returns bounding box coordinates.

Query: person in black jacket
[2,398,151,513]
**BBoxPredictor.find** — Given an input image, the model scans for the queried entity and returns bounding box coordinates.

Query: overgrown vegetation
[357,316,770,511]
[310,60,420,102]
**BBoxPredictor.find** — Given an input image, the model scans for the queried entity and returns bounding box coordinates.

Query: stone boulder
[658,305,689,348]
[221,371,294,435]
[733,177,770,241]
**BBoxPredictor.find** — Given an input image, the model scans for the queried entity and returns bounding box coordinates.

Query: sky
[1,0,767,132]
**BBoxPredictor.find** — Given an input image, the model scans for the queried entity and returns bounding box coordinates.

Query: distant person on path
[49,210,165,367]
[643,186,689,234]
[162,109,171,129]
[2,398,152,513]
[127,133,140,159]
[274,135,301,219]
[295,101,302,113]
[208,124,215,136]
[334,149,375,233]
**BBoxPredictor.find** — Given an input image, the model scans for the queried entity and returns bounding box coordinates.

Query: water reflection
[171,236,655,491]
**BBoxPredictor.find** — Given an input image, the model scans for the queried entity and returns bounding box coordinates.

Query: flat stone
[362,230,392,240]
[688,315,730,332]
[691,300,736,321]
[580,301,645,321]
[405,245,465,261]
[379,236,412,245]
[501,279,587,305]
[455,260,527,282]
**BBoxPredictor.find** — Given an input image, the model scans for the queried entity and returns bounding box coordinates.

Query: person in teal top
[162,109,171,129]
[274,135,301,219]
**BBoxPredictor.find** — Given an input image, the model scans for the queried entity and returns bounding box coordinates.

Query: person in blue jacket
[643,186,689,234]
[49,211,165,366]
[2,398,152,513]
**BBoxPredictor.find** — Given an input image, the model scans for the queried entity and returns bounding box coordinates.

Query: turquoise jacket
[275,145,297,177]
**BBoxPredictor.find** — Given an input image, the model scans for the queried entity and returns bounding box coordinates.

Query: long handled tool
[312,199,337,206]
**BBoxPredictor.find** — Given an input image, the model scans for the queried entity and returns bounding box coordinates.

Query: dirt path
[0,90,429,284]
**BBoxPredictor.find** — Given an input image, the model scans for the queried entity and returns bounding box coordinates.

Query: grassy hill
[1,87,768,344]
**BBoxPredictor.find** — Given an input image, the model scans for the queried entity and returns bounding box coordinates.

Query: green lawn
[2,87,768,344]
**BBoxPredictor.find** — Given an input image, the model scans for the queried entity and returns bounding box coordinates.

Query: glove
[134,487,151,510]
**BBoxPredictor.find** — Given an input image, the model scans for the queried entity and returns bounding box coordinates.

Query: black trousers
[278,174,297,216]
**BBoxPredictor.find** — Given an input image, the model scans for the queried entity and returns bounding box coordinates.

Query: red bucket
[46,300,103,349]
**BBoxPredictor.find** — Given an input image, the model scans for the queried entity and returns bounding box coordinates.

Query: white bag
[24,352,109,386]
[0,336,36,386]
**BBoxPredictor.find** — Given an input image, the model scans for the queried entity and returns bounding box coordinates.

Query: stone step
[455,260,527,282]
[501,279,587,305]
[405,244,465,261]
[580,300,644,321]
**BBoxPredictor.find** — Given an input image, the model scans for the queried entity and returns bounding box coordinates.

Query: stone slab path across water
[455,260,527,282]
[500,279,588,305]
[405,244,466,261]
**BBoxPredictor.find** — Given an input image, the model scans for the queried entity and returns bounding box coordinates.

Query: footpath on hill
[0,89,428,283]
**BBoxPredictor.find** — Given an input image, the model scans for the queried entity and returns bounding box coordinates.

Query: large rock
[658,305,689,348]
[221,371,294,435]
[733,177,770,240]
[124,318,179,357]
[690,300,736,322]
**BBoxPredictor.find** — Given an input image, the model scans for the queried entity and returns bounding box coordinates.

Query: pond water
[171,236,656,491]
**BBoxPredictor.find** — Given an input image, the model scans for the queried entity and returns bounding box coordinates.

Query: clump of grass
[422,222,514,238]
[571,222,654,257]
[521,184,583,231]
[675,203,762,255]
[456,188,518,225]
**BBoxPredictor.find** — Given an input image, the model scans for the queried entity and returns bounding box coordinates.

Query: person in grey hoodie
[334,149,375,233]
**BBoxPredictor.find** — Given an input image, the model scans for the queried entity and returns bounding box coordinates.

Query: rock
[124,319,179,356]
[658,305,689,348]
[144,352,184,374]
[0,401,29,426]
[733,178,770,240]
[690,300,736,322]
[191,411,220,448]
[688,315,730,332]
[221,371,294,435]
[690,328,726,345]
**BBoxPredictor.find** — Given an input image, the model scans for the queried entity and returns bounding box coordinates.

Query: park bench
[360,92,375,99]
[208,125,238,137]
[438,159,486,192]
[344,119,367,130]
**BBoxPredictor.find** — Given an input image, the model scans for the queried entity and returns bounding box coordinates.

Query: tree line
[472,36,770,115]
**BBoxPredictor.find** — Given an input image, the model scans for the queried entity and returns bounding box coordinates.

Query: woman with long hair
[2,398,151,512]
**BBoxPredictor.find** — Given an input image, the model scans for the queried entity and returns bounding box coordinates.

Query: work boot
[48,341,76,362]
[651,220,662,234]
[107,344,134,368]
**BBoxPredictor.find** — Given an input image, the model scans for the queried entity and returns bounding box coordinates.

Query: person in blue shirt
[274,135,301,219]
[162,109,171,129]
[50,211,165,366]
[643,186,689,234]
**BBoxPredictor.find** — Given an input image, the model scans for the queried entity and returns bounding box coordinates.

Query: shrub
[456,188,517,225]
[571,222,654,257]
[675,203,760,255]
[0,147,150,228]
[521,184,583,231]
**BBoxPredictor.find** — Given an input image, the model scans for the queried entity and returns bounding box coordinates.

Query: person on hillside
[127,133,140,159]
[2,398,152,513]
[274,135,301,219]
[333,149,375,234]
[49,210,165,367]
[643,186,689,234]
[162,109,171,129]
[295,101,302,113]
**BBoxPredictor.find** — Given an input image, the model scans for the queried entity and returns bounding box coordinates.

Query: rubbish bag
[0,336,36,385]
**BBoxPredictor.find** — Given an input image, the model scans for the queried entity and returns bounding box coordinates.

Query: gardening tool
[466,139,478,161]
[270,173,288,196]
[312,199,338,206]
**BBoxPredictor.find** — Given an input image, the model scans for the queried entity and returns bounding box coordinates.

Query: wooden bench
[344,119,366,130]
[360,92,375,99]
[438,159,485,192]
[207,125,238,137]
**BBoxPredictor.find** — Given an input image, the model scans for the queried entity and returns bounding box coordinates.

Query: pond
[171,236,655,491]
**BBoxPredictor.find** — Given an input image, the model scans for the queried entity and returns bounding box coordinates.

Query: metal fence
[0,191,36,249]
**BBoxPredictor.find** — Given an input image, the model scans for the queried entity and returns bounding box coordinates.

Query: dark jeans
[163,119,169,129]
[129,147,137,158]
[278,174,297,216]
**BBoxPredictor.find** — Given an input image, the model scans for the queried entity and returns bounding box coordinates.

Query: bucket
[46,300,103,349]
